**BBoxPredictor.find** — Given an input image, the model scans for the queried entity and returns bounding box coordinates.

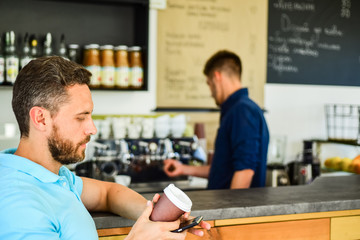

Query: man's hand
[126,194,211,240]
[180,212,211,237]
[152,194,211,237]
[163,159,211,179]
[126,200,185,240]
[163,159,184,177]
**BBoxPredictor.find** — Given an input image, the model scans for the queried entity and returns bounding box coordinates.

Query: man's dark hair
[203,50,242,79]
[12,56,91,137]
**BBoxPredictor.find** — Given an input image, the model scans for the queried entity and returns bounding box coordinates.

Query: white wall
[264,84,360,163]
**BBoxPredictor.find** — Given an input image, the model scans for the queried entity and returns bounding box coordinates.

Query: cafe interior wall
[264,84,360,164]
[1,8,359,164]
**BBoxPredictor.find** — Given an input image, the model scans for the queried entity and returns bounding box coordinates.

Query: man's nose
[85,119,97,136]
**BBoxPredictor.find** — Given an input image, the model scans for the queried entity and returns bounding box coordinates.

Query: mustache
[78,136,91,146]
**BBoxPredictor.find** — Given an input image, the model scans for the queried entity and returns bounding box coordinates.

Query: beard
[48,125,90,165]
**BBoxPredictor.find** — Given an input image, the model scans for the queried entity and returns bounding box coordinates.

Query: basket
[325,104,360,144]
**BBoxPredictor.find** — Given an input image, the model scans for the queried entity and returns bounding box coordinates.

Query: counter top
[92,175,360,229]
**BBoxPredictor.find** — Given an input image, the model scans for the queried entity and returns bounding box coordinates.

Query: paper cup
[150,184,192,222]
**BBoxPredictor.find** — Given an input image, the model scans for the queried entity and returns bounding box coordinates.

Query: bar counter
[92,175,360,239]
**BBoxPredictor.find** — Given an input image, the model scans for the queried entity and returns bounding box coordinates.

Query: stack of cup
[142,118,155,138]
[170,114,186,138]
[112,117,127,139]
[155,115,171,138]
[194,123,207,158]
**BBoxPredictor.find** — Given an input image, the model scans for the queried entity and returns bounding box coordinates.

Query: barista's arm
[81,177,146,220]
[163,159,210,179]
[230,169,254,189]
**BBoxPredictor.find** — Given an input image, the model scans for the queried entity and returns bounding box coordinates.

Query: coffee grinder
[287,140,320,185]
[266,136,289,187]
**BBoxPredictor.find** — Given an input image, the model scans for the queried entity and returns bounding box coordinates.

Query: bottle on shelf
[68,44,80,63]
[20,33,32,69]
[30,35,39,59]
[100,45,115,88]
[43,32,53,57]
[0,36,5,85]
[114,45,129,89]
[128,46,144,89]
[5,31,19,85]
[83,44,101,88]
[58,34,68,60]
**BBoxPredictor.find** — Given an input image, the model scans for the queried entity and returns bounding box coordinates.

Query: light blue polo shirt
[0,149,98,240]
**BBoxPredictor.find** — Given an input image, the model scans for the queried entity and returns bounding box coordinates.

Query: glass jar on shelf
[0,36,5,85]
[83,44,101,89]
[128,46,144,89]
[68,44,80,64]
[5,31,19,85]
[100,45,115,89]
[114,45,129,89]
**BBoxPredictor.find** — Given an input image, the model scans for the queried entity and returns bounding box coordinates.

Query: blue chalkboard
[267,0,360,86]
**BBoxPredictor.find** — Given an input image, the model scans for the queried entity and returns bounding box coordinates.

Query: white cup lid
[164,184,192,212]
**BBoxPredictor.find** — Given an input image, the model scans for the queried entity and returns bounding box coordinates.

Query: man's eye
[77,117,85,121]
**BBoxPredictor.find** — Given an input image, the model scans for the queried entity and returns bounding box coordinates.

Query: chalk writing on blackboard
[267,0,360,86]
[268,12,344,75]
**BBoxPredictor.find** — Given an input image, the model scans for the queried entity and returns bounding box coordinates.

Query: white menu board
[156,0,268,108]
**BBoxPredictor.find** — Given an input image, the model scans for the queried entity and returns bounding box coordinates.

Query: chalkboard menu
[267,0,360,86]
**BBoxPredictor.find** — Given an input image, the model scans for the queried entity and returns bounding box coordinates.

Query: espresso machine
[75,137,204,184]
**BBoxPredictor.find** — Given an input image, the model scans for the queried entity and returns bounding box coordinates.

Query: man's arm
[80,177,211,240]
[80,177,146,220]
[163,159,210,179]
[230,169,254,189]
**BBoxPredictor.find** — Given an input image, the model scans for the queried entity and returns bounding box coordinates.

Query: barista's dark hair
[203,50,242,80]
[12,56,91,138]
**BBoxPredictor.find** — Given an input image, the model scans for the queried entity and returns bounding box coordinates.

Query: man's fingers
[138,201,153,221]
[152,193,161,204]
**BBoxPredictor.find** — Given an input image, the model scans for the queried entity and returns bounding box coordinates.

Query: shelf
[153,107,220,112]
[1,85,148,91]
[310,139,360,147]
[45,0,149,6]
[90,87,147,91]
[0,84,13,89]
[0,0,149,91]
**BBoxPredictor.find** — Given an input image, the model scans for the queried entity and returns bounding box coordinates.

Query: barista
[164,50,269,189]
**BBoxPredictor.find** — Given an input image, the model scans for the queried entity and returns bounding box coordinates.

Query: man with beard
[164,50,269,189]
[0,56,210,240]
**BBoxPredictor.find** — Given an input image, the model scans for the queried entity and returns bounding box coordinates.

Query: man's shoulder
[0,148,17,161]
[0,167,47,201]
[236,94,261,109]
[228,96,263,118]
[0,148,17,154]
[0,183,58,239]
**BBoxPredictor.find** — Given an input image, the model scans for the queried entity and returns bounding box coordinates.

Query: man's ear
[29,106,51,132]
[213,71,222,83]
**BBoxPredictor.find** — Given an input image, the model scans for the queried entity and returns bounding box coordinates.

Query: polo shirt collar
[221,88,248,117]
[0,148,62,183]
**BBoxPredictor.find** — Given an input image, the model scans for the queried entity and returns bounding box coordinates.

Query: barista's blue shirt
[0,148,98,240]
[208,88,269,189]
